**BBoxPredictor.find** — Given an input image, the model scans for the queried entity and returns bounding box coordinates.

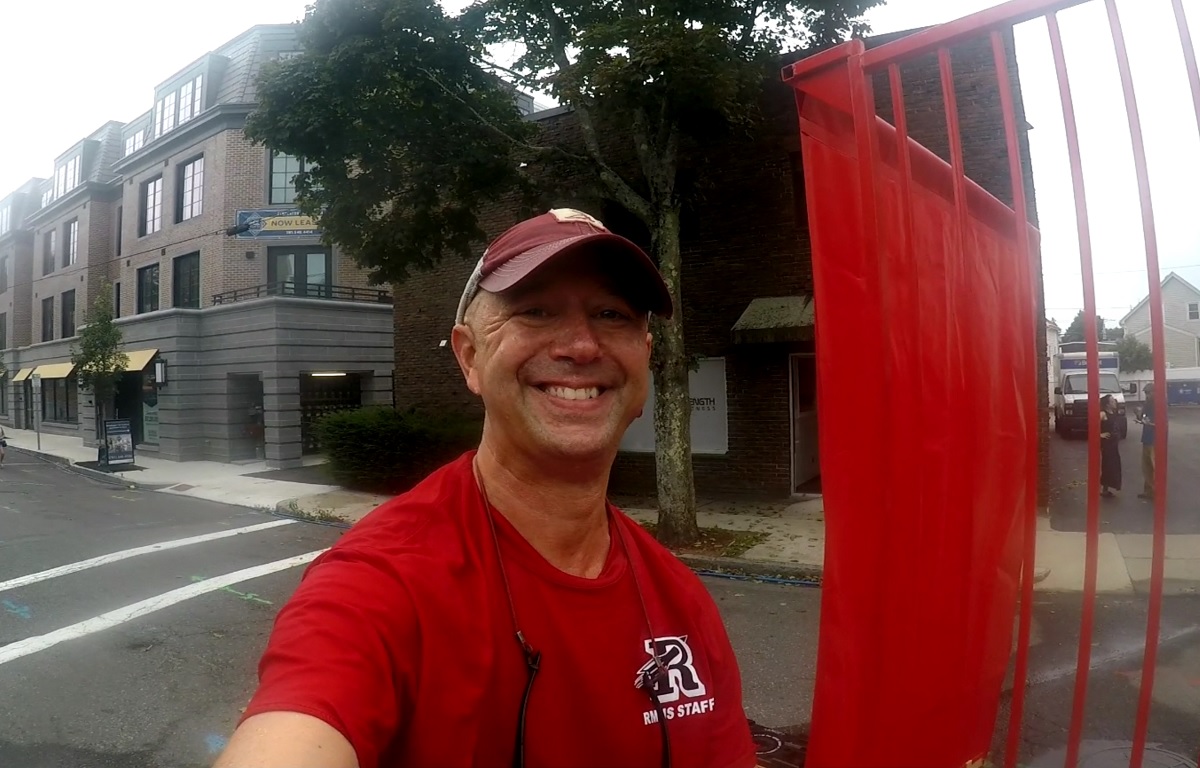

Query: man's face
[452,253,653,464]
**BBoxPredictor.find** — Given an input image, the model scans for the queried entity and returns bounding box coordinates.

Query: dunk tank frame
[782,0,1194,766]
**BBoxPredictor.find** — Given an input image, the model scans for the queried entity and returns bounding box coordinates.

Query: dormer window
[49,155,82,202]
[153,74,205,139]
[124,130,145,157]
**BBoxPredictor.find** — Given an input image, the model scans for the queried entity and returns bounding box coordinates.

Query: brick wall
[391,33,1041,499]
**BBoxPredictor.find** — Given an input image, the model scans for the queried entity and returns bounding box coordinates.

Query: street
[1,450,1198,767]
[1050,405,1200,535]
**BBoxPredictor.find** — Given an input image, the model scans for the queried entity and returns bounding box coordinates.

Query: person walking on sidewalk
[1138,384,1158,501]
[0,424,7,468]
[1099,395,1121,497]
[215,209,760,768]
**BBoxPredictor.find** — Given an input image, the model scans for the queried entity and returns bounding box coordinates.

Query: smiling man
[214,209,758,768]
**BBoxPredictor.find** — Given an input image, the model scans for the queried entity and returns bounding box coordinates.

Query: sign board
[104,419,135,466]
[620,357,728,455]
[1060,356,1118,371]
[234,208,322,240]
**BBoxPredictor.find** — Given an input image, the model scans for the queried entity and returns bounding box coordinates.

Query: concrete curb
[10,445,161,490]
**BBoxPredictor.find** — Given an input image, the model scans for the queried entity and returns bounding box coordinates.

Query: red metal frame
[784,0,1189,765]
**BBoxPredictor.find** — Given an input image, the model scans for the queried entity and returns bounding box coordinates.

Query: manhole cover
[1031,741,1197,768]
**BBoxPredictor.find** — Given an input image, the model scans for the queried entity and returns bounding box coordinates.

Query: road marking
[0,519,296,595]
[0,549,326,666]
[190,575,273,604]
[2,600,31,619]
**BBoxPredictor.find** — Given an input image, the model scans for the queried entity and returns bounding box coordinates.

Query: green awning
[732,296,815,344]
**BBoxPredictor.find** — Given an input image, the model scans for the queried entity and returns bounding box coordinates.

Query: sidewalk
[283,488,1200,594]
[5,429,337,510]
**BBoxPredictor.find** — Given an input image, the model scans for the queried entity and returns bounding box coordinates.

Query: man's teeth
[545,386,601,401]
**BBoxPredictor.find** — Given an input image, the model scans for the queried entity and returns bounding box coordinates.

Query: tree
[247,0,880,546]
[1061,310,1108,344]
[71,281,128,431]
[1116,335,1153,373]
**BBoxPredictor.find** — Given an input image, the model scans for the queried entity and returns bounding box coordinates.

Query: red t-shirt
[242,452,757,768]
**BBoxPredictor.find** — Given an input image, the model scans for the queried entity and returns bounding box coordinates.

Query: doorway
[113,371,145,444]
[229,374,265,461]
[790,353,820,493]
[299,372,362,454]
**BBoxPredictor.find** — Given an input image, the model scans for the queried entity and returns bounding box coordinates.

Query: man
[214,209,759,768]
[1138,383,1158,501]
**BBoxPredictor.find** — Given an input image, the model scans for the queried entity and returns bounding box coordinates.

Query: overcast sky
[1,0,1194,328]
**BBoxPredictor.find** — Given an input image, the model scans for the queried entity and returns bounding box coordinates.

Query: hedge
[316,406,482,494]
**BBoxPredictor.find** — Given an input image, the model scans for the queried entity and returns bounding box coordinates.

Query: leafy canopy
[72,281,128,406]
[244,0,538,285]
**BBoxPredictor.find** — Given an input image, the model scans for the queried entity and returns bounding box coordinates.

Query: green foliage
[1061,310,1109,344]
[244,0,538,286]
[1116,335,1153,373]
[316,406,482,493]
[71,281,128,420]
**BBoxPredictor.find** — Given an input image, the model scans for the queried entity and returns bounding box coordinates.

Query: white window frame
[1189,302,1199,321]
[154,98,165,138]
[179,81,194,124]
[192,75,203,116]
[142,176,163,236]
[0,207,8,235]
[163,92,177,133]
[66,219,78,266]
[179,157,204,221]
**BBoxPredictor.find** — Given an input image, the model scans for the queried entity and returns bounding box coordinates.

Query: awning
[732,296,815,344]
[33,362,76,380]
[11,368,32,382]
[124,348,158,372]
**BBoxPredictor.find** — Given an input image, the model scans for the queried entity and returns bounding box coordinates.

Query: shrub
[316,406,482,494]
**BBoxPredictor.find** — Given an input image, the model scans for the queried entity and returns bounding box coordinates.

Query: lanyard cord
[472,457,671,768]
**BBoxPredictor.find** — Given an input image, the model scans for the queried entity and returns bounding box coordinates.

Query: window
[137,263,160,313]
[1189,302,1199,321]
[41,296,54,342]
[269,247,332,297]
[0,312,7,350]
[124,130,145,157]
[114,282,121,318]
[154,98,164,138]
[192,75,203,116]
[140,175,163,236]
[42,376,78,423]
[116,206,123,255]
[173,252,200,308]
[65,156,81,191]
[269,151,308,204]
[177,156,204,221]
[179,80,194,124]
[63,219,78,267]
[43,229,56,275]
[163,92,177,133]
[0,256,7,294]
[41,188,52,208]
[0,207,9,235]
[55,166,67,199]
[52,156,81,200]
[61,290,76,337]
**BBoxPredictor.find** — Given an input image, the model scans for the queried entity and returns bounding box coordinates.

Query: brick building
[0,25,398,467]
[390,28,1045,498]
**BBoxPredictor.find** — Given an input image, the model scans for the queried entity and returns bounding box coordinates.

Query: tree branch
[542,6,653,222]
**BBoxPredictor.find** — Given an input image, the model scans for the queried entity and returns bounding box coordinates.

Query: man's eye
[520,307,547,317]
[598,309,630,320]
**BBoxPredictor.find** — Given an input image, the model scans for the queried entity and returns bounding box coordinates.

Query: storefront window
[41,376,78,423]
[142,368,160,444]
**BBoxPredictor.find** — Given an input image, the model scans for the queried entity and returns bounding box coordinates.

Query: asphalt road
[1,449,1197,767]
[1050,405,1200,534]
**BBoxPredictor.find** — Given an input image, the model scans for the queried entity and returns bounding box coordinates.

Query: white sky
[2,0,1195,328]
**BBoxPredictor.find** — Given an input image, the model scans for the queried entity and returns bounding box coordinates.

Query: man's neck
[474,440,613,579]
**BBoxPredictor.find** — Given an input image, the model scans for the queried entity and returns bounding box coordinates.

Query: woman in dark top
[1100,394,1122,497]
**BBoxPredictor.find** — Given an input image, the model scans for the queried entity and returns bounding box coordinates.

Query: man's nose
[550,310,602,362]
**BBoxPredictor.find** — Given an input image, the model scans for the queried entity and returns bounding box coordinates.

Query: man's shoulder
[321,453,478,565]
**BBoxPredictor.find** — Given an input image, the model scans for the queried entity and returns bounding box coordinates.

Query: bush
[316,406,482,494]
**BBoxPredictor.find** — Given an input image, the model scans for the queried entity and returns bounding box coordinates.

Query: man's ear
[451,324,483,396]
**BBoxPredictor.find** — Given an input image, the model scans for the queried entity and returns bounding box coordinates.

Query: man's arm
[213,712,358,768]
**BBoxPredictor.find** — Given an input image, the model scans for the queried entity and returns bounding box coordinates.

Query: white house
[1047,319,1060,411]
[1120,272,1200,369]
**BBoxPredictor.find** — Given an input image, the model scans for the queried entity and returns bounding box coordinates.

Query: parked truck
[1053,342,1128,439]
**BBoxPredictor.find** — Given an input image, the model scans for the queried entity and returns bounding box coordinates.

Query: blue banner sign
[234,208,323,240]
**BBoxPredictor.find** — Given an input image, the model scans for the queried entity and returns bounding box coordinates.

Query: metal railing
[784,0,1195,766]
[211,281,392,306]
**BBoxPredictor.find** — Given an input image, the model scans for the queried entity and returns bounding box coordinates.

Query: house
[389,28,1042,498]
[0,25,399,467]
[1120,271,1200,369]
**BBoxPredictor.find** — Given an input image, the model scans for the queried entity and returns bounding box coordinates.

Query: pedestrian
[0,423,7,468]
[214,209,759,768]
[1099,395,1121,497]
[1138,383,1158,500]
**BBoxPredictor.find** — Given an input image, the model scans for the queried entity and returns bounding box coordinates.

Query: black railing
[211,282,392,306]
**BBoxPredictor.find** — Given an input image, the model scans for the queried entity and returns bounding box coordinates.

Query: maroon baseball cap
[454,208,673,324]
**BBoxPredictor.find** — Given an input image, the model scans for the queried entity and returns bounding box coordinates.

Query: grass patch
[639,522,768,558]
[284,500,348,525]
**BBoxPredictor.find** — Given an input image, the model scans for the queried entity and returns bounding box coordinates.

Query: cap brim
[478,232,674,318]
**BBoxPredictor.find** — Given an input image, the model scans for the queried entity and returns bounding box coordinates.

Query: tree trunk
[650,205,700,547]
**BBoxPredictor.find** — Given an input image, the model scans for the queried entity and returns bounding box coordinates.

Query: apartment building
[0,24,394,468]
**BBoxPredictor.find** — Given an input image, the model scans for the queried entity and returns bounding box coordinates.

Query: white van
[1053,368,1128,439]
